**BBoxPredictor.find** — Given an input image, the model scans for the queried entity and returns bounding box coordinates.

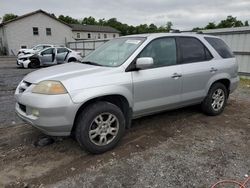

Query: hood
[21,49,34,53]
[18,53,34,59]
[23,63,112,84]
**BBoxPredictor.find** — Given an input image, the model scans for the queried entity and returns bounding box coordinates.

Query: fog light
[32,109,39,117]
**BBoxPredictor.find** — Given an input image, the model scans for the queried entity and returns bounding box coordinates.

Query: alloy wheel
[211,88,225,111]
[88,113,119,146]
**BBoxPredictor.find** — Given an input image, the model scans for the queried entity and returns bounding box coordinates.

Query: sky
[0,0,250,30]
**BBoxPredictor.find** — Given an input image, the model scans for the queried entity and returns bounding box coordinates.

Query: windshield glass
[83,37,145,67]
[33,45,44,51]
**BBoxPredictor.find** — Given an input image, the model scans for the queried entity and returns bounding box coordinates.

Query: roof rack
[169,29,181,33]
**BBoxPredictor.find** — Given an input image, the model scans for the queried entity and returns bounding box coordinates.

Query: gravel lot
[0,58,249,188]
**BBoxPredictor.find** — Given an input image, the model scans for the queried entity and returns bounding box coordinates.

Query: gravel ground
[0,59,249,188]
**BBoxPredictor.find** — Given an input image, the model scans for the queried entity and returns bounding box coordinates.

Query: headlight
[32,81,67,95]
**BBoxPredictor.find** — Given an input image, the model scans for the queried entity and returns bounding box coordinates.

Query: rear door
[132,37,182,116]
[56,48,69,64]
[176,37,215,104]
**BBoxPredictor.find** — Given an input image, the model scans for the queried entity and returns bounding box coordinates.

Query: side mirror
[136,57,154,69]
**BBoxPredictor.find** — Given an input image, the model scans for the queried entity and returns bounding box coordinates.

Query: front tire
[202,82,228,116]
[75,101,125,154]
[28,59,40,68]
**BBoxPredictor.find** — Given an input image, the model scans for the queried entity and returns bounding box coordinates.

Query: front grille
[19,81,31,93]
[19,103,26,113]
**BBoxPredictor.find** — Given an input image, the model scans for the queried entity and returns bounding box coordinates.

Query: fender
[22,59,31,68]
[205,72,231,94]
[69,85,133,108]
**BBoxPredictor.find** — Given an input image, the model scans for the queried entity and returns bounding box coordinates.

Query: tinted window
[57,48,69,54]
[139,37,177,67]
[205,37,234,58]
[179,37,212,63]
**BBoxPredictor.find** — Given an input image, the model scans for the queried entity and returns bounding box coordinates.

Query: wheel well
[28,58,40,67]
[71,95,131,135]
[68,57,76,62]
[213,79,230,94]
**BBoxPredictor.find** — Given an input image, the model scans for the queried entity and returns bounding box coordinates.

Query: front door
[132,37,182,117]
[40,48,56,66]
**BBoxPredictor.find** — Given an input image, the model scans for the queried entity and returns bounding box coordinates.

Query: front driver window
[139,37,177,68]
[41,48,54,55]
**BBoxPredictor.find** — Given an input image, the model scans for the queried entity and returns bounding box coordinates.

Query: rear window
[205,37,234,59]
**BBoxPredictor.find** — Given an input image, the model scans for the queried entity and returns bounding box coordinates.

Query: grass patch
[240,78,250,88]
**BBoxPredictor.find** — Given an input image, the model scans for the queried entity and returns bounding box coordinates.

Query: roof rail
[170,29,181,33]
[196,31,203,34]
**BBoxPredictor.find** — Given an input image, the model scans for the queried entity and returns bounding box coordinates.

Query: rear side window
[178,37,213,64]
[57,48,69,54]
[205,37,234,58]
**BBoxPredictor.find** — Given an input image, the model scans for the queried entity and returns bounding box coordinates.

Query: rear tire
[28,59,40,68]
[68,58,76,62]
[75,101,125,154]
[201,82,228,116]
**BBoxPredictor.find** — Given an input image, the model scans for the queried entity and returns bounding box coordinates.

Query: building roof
[0,9,71,28]
[202,26,250,35]
[70,24,120,33]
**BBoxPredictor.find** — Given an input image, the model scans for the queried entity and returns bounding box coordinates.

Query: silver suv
[15,33,239,153]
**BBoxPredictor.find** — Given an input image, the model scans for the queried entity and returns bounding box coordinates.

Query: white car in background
[17,47,83,68]
[17,44,53,56]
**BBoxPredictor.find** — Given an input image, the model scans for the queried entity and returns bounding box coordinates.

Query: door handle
[210,67,218,73]
[171,73,182,79]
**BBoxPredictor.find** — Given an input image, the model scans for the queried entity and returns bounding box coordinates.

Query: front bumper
[17,59,31,68]
[15,84,81,136]
[17,60,24,67]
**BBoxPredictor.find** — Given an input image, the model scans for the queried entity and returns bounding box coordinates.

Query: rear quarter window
[205,37,234,59]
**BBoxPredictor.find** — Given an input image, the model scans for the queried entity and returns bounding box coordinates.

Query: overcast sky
[1,0,250,30]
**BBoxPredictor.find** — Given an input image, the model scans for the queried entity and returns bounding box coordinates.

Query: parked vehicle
[17,47,83,68]
[15,33,239,154]
[17,44,53,56]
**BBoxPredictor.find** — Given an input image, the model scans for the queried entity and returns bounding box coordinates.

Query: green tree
[2,13,18,23]
[217,16,243,28]
[58,15,79,24]
[165,21,173,31]
[82,16,97,25]
[204,22,216,29]
[148,23,158,33]
[244,21,249,26]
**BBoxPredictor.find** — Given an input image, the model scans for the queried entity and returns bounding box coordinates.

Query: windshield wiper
[81,61,103,66]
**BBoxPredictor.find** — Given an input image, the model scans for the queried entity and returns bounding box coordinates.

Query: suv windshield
[83,37,145,67]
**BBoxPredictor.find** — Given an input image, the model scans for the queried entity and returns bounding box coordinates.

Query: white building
[0,10,72,55]
[70,24,120,40]
[0,10,120,55]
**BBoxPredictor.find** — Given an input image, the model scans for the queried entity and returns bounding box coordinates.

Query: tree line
[1,13,249,35]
